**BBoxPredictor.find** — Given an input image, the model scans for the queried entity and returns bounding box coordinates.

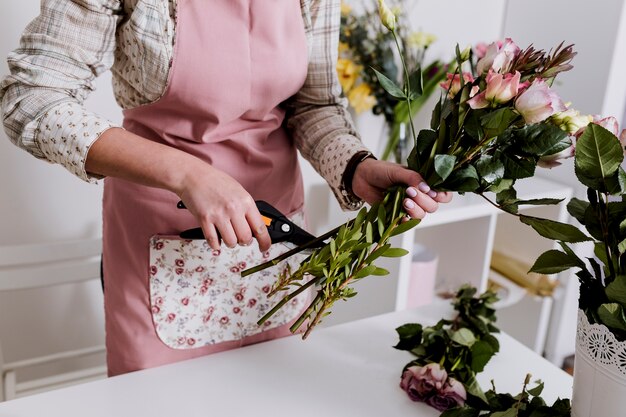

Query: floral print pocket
[148,212,309,349]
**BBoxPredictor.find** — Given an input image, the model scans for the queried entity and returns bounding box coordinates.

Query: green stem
[392,31,418,149]
[599,191,616,283]
[257,276,321,325]
[241,223,349,277]
[290,291,324,335]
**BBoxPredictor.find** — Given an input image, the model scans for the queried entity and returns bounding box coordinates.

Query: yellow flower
[341,2,352,16]
[336,58,360,93]
[407,31,437,49]
[348,83,377,114]
[338,42,349,54]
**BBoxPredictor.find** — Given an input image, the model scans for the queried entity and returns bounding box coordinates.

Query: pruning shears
[176,200,325,251]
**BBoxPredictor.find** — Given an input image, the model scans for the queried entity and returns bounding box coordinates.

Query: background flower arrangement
[337,0,446,162]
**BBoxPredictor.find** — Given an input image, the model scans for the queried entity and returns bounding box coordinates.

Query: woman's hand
[351,158,453,219]
[176,163,272,252]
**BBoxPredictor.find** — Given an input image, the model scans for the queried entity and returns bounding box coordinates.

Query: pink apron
[102,0,309,376]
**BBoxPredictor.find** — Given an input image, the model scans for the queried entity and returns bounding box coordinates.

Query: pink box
[406,244,439,309]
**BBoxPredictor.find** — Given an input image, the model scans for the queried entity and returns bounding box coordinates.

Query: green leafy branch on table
[396,286,571,416]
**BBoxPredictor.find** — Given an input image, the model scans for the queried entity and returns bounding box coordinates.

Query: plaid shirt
[0,0,367,209]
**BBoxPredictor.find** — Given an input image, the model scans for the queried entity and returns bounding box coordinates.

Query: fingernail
[406,187,417,198]
[428,190,437,198]
[418,183,431,193]
[404,199,415,209]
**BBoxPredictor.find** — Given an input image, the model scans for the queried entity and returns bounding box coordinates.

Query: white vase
[572,310,626,417]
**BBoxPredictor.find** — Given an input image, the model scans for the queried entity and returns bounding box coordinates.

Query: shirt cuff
[33,102,117,183]
[314,135,370,211]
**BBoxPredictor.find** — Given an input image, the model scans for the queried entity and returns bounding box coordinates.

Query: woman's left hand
[351,158,453,219]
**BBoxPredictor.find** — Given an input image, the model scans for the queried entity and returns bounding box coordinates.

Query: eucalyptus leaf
[520,215,593,243]
[372,68,406,99]
[390,218,421,237]
[575,123,624,182]
[382,247,410,258]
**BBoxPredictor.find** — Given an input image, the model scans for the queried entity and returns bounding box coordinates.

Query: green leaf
[619,239,626,255]
[364,243,391,264]
[476,155,505,185]
[514,123,570,157]
[470,340,496,372]
[451,328,476,346]
[487,179,514,194]
[329,239,336,257]
[480,108,519,138]
[440,407,480,417]
[394,323,423,351]
[372,267,390,276]
[464,375,488,404]
[606,275,626,307]
[529,249,581,274]
[434,154,457,181]
[390,218,421,237]
[442,165,480,192]
[365,222,373,243]
[354,265,377,279]
[382,247,409,258]
[407,66,423,97]
[567,198,590,224]
[597,303,626,332]
[372,68,406,99]
[575,123,624,182]
[527,381,545,397]
[520,215,593,243]
[501,153,536,179]
[516,198,564,206]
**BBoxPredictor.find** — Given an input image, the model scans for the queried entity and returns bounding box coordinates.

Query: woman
[0,0,451,376]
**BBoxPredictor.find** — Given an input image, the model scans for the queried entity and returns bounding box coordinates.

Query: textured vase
[572,310,626,417]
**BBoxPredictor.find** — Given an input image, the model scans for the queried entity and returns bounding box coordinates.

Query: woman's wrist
[341,151,376,200]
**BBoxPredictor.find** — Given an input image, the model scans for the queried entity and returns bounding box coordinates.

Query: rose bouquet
[395,286,571,416]
[243,0,578,339]
[337,0,447,162]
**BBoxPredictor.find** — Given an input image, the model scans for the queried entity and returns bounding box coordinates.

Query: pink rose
[468,70,522,109]
[440,72,475,99]
[593,116,619,135]
[476,38,520,74]
[474,42,488,59]
[514,79,566,124]
[400,363,466,411]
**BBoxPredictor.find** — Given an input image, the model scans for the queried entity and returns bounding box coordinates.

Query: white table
[0,305,573,416]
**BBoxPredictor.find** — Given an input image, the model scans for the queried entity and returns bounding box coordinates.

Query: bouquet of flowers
[527,116,626,339]
[337,0,447,162]
[395,286,571,416]
[243,0,578,339]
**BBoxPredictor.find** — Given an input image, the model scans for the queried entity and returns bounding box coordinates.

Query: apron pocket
[148,212,309,349]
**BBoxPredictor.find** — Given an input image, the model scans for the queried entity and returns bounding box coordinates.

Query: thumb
[386,165,424,187]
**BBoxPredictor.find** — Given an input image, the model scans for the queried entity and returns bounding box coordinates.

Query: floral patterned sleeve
[285,0,371,211]
[0,0,122,182]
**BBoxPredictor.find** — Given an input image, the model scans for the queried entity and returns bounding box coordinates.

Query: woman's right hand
[177,163,272,252]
